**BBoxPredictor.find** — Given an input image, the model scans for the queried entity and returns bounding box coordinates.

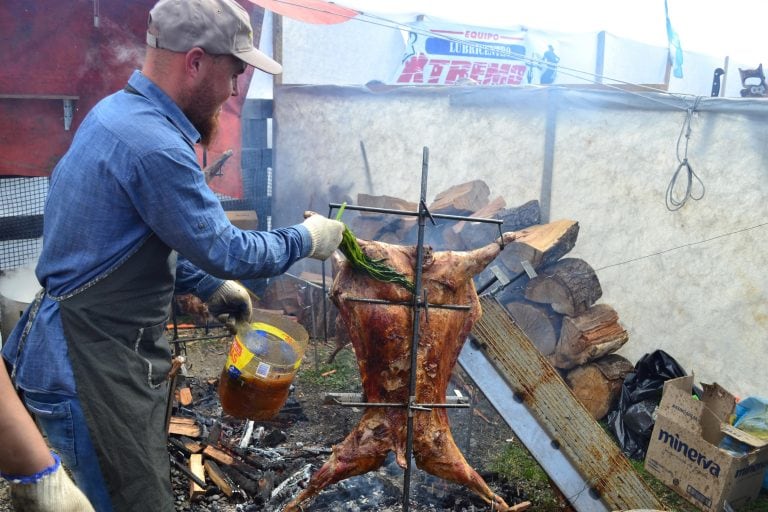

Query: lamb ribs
[284,232,520,511]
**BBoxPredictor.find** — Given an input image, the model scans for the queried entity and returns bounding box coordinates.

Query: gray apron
[58,234,177,512]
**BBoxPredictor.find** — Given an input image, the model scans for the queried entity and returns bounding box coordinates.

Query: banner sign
[393,19,532,86]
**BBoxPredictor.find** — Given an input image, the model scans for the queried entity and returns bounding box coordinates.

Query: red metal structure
[0,0,258,199]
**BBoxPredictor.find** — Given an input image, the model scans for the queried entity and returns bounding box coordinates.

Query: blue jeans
[22,391,114,512]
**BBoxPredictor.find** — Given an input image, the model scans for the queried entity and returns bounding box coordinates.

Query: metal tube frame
[320,146,504,512]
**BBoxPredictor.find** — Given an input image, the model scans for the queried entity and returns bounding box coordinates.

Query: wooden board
[169,416,202,438]
[226,210,259,230]
[190,453,205,498]
[204,460,235,497]
[470,296,663,511]
[203,445,236,466]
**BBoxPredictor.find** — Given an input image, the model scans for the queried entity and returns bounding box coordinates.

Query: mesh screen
[0,177,49,271]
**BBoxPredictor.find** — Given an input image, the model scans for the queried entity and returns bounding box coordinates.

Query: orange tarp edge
[246,0,357,24]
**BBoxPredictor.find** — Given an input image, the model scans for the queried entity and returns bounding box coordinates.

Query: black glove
[205,281,253,331]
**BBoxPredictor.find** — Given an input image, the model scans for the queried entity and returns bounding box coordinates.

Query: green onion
[335,203,415,294]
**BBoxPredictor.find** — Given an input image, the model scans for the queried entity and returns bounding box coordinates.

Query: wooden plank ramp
[468,295,664,511]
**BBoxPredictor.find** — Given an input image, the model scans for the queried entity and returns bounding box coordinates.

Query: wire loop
[666,97,705,211]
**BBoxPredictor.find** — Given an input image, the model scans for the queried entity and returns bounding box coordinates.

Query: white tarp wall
[271,83,768,400]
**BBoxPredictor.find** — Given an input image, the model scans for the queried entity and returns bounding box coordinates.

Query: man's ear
[185,47,206,77]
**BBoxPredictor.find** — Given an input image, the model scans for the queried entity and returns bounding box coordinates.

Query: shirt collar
[126,70,201,147]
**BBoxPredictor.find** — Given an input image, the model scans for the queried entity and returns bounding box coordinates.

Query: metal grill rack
[320,147,504,511]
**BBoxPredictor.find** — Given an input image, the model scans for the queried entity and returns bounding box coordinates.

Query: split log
[350,193,419,241]
[357,193,417,213]
[204,460,235,497]
[190,453,206,498]
[169,416,202,438]
[345,213,387,240]
[428,179,490,215]
[203,445,236,466]
[445,195,507,249]
[564,354,634,420]
[176,386,194,406]
[178,437,204,454]
[452,199,541,252]
[524,258,602,316]
[549,304,628,369]
[497,199,541,231]
[503,300,561,356]
[221,465,261,497]
[496,220,579,275]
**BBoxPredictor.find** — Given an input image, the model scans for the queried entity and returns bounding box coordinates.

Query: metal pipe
[340,296,470,311]
[328,202,503,225]
[402,146,430,511]
[326,399,470,409]
[324,392,468,406]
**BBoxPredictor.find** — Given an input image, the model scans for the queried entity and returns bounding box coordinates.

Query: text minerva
[657,429,721,476]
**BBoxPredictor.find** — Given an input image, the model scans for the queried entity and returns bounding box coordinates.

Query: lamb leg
[414,410,511,510]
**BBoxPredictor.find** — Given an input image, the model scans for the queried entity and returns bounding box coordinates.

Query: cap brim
[236,48,282,75]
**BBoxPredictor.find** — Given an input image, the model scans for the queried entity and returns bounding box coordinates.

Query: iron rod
[328,202,502,224]
[341,296,470,311]
[327,399,470,409]
[170,333,229,344]
[402,146,430,511]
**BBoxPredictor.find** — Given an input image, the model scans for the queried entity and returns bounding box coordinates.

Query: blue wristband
[0,451,60,485]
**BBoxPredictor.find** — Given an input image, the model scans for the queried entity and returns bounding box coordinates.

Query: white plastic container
[0,267,39,347]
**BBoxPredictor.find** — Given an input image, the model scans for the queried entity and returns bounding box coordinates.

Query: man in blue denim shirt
[0,0,343,510]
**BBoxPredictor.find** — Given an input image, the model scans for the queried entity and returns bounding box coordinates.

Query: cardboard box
[645,376,768,511]
[226,210,258,230]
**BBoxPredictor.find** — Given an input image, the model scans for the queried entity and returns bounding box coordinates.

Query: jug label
[227,337,254,372]
[256,362,271,378]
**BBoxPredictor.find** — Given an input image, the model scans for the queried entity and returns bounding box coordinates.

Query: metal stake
[318,146,505,511]
[402,146,431,511]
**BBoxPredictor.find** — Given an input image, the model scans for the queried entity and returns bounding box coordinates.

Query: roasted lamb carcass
[284,232,520,511]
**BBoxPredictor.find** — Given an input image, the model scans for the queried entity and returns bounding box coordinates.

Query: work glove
[206,280,253,332]
[302,212,344,260]
[7,453,95,512]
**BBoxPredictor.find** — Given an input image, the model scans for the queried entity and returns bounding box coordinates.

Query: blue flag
[665,0,684,78]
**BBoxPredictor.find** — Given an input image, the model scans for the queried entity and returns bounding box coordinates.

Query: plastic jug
[218,311,308,420]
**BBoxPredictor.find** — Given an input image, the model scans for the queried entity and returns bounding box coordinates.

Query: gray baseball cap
[146,0,282,74]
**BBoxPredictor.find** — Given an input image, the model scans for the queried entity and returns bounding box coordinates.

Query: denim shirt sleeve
[121,146,314,281]
[175,256,224,301]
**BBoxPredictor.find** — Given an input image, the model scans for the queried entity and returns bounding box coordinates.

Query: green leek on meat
[335,203,415,294]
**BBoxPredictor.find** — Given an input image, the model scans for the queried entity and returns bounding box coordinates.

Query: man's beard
[183,83,222,148]
[185,105,220,148]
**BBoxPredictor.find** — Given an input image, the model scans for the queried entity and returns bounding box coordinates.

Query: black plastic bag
[606,350,688,460]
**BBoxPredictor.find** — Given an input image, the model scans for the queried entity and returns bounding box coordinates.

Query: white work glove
[302,212,344,260]
[206,280,253,331]
[8,453,95,512]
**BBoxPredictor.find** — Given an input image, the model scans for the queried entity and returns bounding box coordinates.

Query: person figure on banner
[540,44,560,85]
